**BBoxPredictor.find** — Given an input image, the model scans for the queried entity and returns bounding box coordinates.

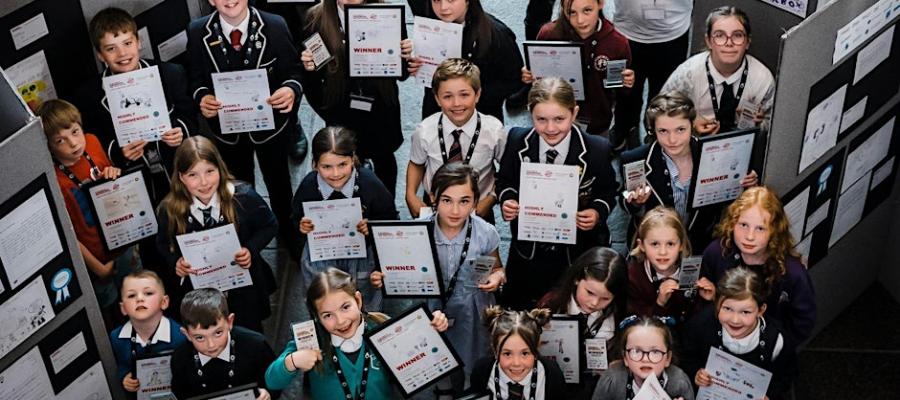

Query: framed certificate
[538,315,585,384]
[135,350,174,400]
[345,4,405,78]
[84,168,158,251]
[186,383,257,400]
[369,220,444,298]
[365,304,463,397]
[688,128,759,209]
[523,41,585,101]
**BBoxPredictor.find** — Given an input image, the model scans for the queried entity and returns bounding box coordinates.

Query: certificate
[0,184,63,289]
[291,320,319,351]
[101,65,171,145]
[696,347,772,400]
[623,159,647,192]
[633,372,671,400]
[136,351,174,400]
[186,383,257,400]
[370,220,444,298]
[689,129,757,208]
[518,163,579,245]
[85,170,158,251]
[678,256,702,290]
[365,304,463,397]
[212,69,275,134]
[538,315,584,384]
[303,32,334,70]
[524,41,585,100]
[584,338,608,371]
[176,223,253,292]
[303,198,366,262]
[345,4,405,78]
[413,17,462,87]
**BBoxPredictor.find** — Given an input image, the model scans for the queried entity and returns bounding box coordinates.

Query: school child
[156,136,278,333]
[265,268,449,398]
[298,0,413,195]
[292,126,399,311]
[411,0,524,122]
[38,99,136,327]
[170,288,276,399]
[110,270,187,394]
[591,316,695,400]
[621,91,758,253]
[682,267,797,399]
[520,0,635,137]
[537,246,626,398]
[627,207,712,324]
[701,186,816,346]
[467,306,566,399]
[186,0,301,239]
[495,77,619,310]
[406,58,507,221]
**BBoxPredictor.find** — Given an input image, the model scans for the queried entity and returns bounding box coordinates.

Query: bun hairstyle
[484,306,552,357]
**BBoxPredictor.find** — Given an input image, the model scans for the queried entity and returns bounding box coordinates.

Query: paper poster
[413,17,463,87]
[102,66,171,145]
[842,117,894,192]
[854,25,893,84]
[0,278,55,359]
[346,5,404,77]
[524,42,586,100]
[303,198,366,262]
[799,84,846,173]
[829,171,871,247]
[56,362,113,400]
[136,353,173,400]
[696,348,772,400]
[6,50,57,111]
[49,331,87,374]
[371,222,442,297]
[805,199,831,236]
[833,0,898,64]
[176,224,253,292]
[796,234,813,265]
[0,189,63,289]
[138,27,154,60]
[538,317,581,384]
[292,320,319,351]
[518,163,579,245]
[158,30,188,62]
[784,186,810,241]
[871,156,895,189]
[10,13,49,50]
[0,347,55,399]
[212,69,275,134]
[840,97,867,134]
[756,0,808,18]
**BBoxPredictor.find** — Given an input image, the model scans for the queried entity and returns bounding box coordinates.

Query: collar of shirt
[190,192,221,225]
[198,331,232,366]
[220,11,251,45]
[441,111,479,143]
[722,317,764,355]
[337,5,346,31]
[492,360,546,400]
[644,258,681,283]
[538,131,572,164]
[707,54,747,86]
[117,318,172,347]
[317,169,357,199]
[330,320,365,353]
[567,295,603,329]
[661,150,690,221]
[433,216,471,245]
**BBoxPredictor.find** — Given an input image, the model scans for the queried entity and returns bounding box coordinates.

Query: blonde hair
[630,206,692,261]
[527,77,577,112]
[37,99,82,137]
[483,306,551,357]
[431,58,481,94]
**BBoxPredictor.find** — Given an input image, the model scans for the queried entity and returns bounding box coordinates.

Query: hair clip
[617,315,640,330]
[617,315,677,331]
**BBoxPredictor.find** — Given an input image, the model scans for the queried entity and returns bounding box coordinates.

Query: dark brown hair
[644,91,697,136]
[484,306,552,357]
[543,247,626,323]
[311,126,359,167]
[181,288,229,329]
[615,316,676,362]
[430,162,480,203]
[37,99,82,137]
[89,7,138,50]
[550,0,604,40]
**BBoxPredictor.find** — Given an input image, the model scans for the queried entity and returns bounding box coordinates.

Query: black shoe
[290,123,308,162]
[505,84,531,110]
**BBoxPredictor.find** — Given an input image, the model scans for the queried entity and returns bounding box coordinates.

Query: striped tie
[200,206,215,227]
[545,148,559,164]
[447,129,463,163]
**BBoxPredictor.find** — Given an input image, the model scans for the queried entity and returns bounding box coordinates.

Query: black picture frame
[522,40,585,101]
[687,128,760,209]
[539,314,586,384]
[81,167,157,252]
[344,3,406,78]
[186,383,258,400]
[369,219,445,299]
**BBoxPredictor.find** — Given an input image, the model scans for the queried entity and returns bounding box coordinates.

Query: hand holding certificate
[212,69,275,134]
[678,256,702,290]
[524,41,586,101]
[689,129,757,208]
[303,198,366,262]
[291,320,319,351]
[412,17,462,87]
[370,221,444,298]
[85,170,158,251]
[176,223,253,292]
[697,348,772,400]
[633,372,672,400]
[102,65,171,145]
[136,352,174,400]
[518,163,579,245]
[345,4,405,78]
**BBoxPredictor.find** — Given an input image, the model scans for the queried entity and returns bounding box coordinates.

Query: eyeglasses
[710,31,747,46]
[625,348,668,363]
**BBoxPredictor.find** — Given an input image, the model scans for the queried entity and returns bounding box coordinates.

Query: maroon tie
[229,29,242,52]
[447,129,463,163]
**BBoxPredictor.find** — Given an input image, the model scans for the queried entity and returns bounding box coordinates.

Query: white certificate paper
[10,13,49,50]
[0,347,55,400]
[842,117,893,193]
[292,320,319,351]
[303,198,366,262]
[829,171,870,247]
[633,372,672,400]
[584,338,607,371]
[524,42,585,100]
[539,317,581,383]
[87,171,159,250]
[413,17,462,87]
[49,332,87,374]
[691,132,754,208]
[366,306,461,396]
[346,5,404,77]
[784,187,810,241]
[56,362,113,400]
[0,189,62,289]
[624,160,647,192]
[518,163,579,245]
[371,222,442,297]
[696,347,772,400]
[0,278,55,359]
[212,69,275,134]
[176,224,253,292]
[800,84,846,173]
[102,65,171,145]
[136,353,173,400]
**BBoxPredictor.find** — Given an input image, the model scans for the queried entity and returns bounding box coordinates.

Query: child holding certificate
[537,247,626,398]
[292,127,399,311]
[520,0,635,139]
[496,77,618,310]
[265,268,449,398]
[592,316,695,400]
[682,267,796,398]
[467,306,566,399]
[156,136,278,333]
[701,187,816,346]
[627,207,712,324]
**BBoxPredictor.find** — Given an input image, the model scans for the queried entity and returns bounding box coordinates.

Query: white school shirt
[722,317,784,359]
[488,360,547,400]
[612,0,694,43]
[410,111,506,200]
[567,296,616,340]
[198,332,232,366]
[190,192,221,227]
[219,11,250,46]
[537,130,572,165]
[117,317,173,347]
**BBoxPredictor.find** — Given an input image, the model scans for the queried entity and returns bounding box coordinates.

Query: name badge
[146,147,165,174]
[350,94,374,112]
[642,7,666,20]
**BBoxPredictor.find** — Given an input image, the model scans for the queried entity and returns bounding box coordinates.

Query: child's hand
[300,49,316,71]
[400,38,413,59]
[299,217,315,234]
[161,127,184,147]
[693,117,720,136]
[576,209,599,231]
[695,368,712,387]
[625,185,652,205]
[175,257,196,277]
[199,95,222,118]
[501,200,519,221]
[370,271,384,288]
[407,56,422,76]
[521,67,535,84]
[256,388,271,400]
[357,218,369,236]
[623,69,636,88]
[741,170,759,188]
[430,310,449,332]
[121,140,147,161]
[122,372,140,392]
[477,270,505,293]
[288,349,322,372]
[101,166,121,180]
[268,87,295,113]
[656,279,679,306]
[234,247,251,268]
[696,277,716,301]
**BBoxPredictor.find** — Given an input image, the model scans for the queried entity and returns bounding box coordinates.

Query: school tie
[229,29,243,52]
[545,148,559,165]
[447,129,463,163]
[507,382,525,400]
[328,190,346,200]
[200,206,215,227]
[718,82,738,131]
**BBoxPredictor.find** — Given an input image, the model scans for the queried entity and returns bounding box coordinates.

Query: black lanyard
[704,55,748,120]
[716,318,768,363]
[625,372,667,400]
[440,216,473,303]
[437,113,481,164]
[193,338,235,388]
[56,154,100,188]
[493,362,538,400]
[331,349,371,400]
[583,310,612,338]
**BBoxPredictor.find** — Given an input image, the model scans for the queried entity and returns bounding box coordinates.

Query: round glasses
[710,31,747,46]
[625,348,668,363]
